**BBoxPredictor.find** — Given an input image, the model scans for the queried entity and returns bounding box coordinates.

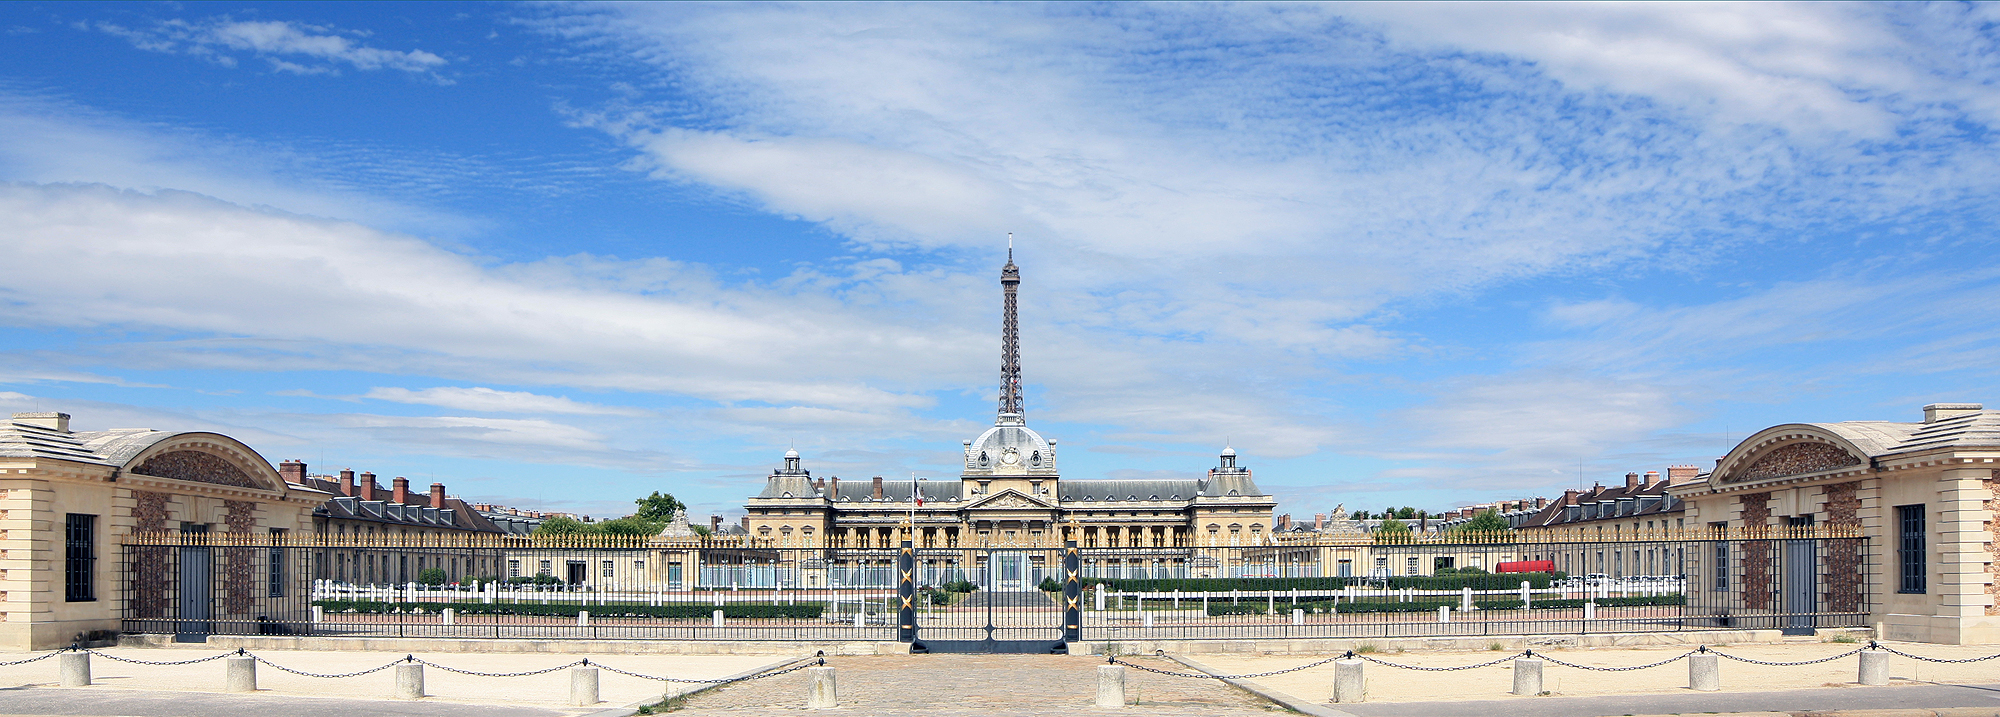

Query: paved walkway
[0,687,572,717]
[1335,682,2000,717]
[674,654,1286,715]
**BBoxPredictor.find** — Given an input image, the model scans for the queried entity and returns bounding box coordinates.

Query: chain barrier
[596,655,823,684]
[250,654,405,679]
[413,657,583,678]
[1877,644,2000,664]
[1107,653,1349,680]
[1533,650,1691,672]
[1710,647,1864,667]
[0,651,62,667]
[1353,652,1521,672]
[85,649,235,666]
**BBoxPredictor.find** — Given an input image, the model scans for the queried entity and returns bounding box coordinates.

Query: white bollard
[806,666,838,709]
[1688,652,1719,692]
[225,655,257,693]
[577,610,590,628]
[1292,608,1304,625]
[1096,664,1126,707]
[1520,581,1532,610]
[1142,611,1154,628]
[1461,587,1473,611]
[1438,605,1450,623]
[570,666,600,706]
[1096,589,1106,611]
[1859,650,1889,686]
[311,605,324,625]
[853,610,865,628]
[1512,656,1542,695]
[442,608,455,626]
[713,609,725,628]
[1583,601,1595,620]
[1332,658,1365,703]
[394,662,425,699]
[58,651,90,687]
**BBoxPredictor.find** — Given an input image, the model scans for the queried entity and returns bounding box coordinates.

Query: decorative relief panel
[1823,482,1864,612]
[133,449,259,488]
[974,493,1048,510]
[1729,442,1862,483]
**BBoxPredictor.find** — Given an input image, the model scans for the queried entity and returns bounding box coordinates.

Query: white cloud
[322,414,605,451]
[362,387,650,417]
[94,18,448,78]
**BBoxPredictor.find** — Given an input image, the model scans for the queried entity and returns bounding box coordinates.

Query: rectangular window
[602,560,615,578]
[1898,505,1926,594]
[633,560,645,574]
[268,528,287,597]
[1711,522,1730,591]
[538,559,552,576]
[65,513,96,602]
[1405,556,1419,575]
[508,559,521,578]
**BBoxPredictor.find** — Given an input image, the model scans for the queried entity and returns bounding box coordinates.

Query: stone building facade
[0,412,323,649]
[744,252,1276,580]
[1668,403,2000,644]
[281,461,510,585]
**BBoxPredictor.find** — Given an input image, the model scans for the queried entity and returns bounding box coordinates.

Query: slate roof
[293,475,508,535]
[0,419,179,467]
[1807,410,2000,459]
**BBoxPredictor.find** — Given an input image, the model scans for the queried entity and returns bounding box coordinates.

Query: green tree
[1455,509,1514,537]
[595,516,663,536]
[1375,516,1410,533]
[533,515,592,536]
[417,567,447,586]
[1396,507,1417,519]
[633,491,686,523]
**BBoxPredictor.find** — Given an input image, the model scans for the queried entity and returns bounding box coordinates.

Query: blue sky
[4,2,1999,521]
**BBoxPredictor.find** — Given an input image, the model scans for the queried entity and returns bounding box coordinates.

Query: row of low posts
[47,648,1897,709]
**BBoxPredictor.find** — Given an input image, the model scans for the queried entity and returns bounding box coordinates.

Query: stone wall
[1740,492,1772,610]
[130,491,171,618]
[1823,482,1864,613]
[1987,470,1999,617]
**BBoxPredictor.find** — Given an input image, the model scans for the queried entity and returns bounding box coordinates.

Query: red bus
[1495,560,1554,574]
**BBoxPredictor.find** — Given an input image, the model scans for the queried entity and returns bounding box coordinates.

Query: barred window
[1898,505,1926,594]
[65,513,96,602]
[1711,522,1730,591]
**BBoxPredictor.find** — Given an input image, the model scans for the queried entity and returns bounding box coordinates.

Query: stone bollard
[1461,587,1474,612]
[58,651,90,687]
[1437,605,1450,623]
[570,666,600,706]
[225,655,257,693]
[1583,601,1595,620]
[394,662,426,699]
[1688,651,1719,692]
[1512,656,1542,695]
[1096,664,1126,708]
[806,666,838,709]
[713,610,725,628]
[1858,650,1888,686]
[312,605,324,625]
[577,610,590,628]
[1292,608,1304,625]
[442,608,455,626]
[1142,612,1154,628]
[1332,658,1365,703]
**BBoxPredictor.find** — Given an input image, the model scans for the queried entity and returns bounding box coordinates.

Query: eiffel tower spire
[998,234,1023,421]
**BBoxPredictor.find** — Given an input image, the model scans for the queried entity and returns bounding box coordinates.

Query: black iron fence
[118,530,1866,644]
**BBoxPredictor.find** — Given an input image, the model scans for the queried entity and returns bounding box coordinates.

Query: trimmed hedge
[1094,573,1554,593]
[1204,594,1686,616]
[312,599,827,619]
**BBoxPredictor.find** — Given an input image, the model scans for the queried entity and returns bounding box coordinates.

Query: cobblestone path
[671,654,1287,715]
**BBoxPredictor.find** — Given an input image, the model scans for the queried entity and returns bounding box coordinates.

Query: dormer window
[979,451,989,466]
[1031,451,1041,466]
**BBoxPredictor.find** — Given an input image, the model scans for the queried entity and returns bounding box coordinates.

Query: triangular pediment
[965,489,1058,511]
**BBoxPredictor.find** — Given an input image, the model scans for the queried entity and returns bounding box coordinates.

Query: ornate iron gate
[908,542,1077,653]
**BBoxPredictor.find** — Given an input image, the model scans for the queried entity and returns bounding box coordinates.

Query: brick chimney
[1624,472,1640,490]
[11,411,70,432]
[1668,465,1700,485]
[815,477,827,495]
[1643,470,1661,489]
[429,482,446,509]
[338,469,356,496]
[1562,489,1580,505]
[1277,514,1290,530]
[278,459,306,485]
[359,472,377,501]
[871,476,884,500]
[392,476,410,504]
[1314,513,1325,530]
[829,476,840,498]
[1535,496,1548,509]
[710,515,723,533]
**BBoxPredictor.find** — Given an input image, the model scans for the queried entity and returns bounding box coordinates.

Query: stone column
[58,652,90,687]
[1512,656,1542,695]
[394,662,425,699]
[570,666,600,706]
[806,666,838,709]
[1095,664,1126,708]
[225,655,257,693]
[1858,650,1888,686]
[1332,658,1365,703]
[1688,652,1719,692]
